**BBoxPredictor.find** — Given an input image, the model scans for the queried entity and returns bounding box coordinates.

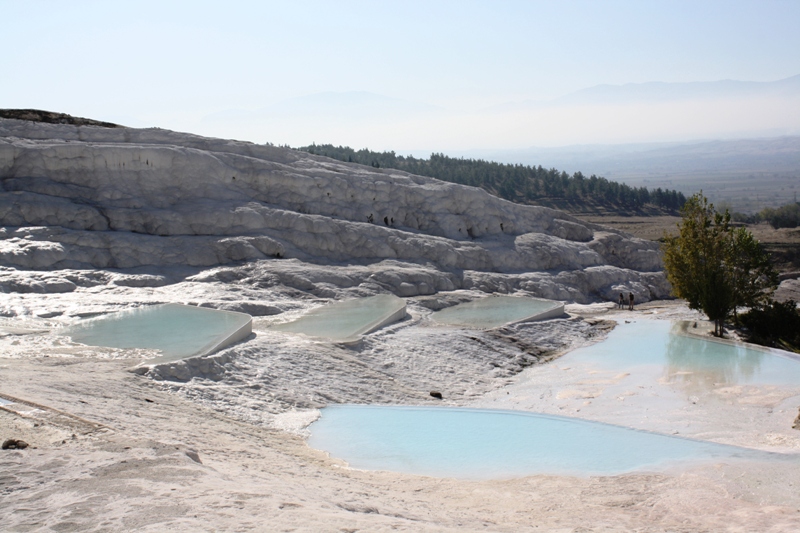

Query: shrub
[737,299,800,352]
[760,202,800,229]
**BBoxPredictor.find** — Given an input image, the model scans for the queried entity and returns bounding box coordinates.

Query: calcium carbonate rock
[0,118,671,303]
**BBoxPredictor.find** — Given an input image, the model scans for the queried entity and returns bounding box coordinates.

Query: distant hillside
[299,144,686,215]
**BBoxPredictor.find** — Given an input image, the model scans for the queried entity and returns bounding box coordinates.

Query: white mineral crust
[1,118,667,303]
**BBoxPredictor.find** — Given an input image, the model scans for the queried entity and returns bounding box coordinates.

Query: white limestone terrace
[0,118,668,303]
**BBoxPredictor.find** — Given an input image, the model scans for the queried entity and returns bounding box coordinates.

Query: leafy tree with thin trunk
[727,226,778,318]
[662,193,777,337]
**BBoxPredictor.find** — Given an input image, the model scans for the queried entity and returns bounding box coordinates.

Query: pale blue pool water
[431,296,562,329]
[567,320,800,387]
[308,405,771,479]
[64,304,251,363]
[272,294,406,342]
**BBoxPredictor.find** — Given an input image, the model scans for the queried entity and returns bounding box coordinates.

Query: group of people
[618,292,634,311]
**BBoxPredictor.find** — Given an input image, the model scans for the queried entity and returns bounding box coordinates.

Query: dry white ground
[2,283,800,533]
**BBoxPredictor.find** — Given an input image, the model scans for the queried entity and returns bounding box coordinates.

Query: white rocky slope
[0,118,668,302]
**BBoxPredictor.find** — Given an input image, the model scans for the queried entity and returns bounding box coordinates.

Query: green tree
[662,193,777,337]
[727,226,778,318]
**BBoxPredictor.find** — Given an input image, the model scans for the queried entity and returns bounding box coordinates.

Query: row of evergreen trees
[299,144,686,213]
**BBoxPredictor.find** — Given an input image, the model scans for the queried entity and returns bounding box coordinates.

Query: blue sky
[3,0,800,150]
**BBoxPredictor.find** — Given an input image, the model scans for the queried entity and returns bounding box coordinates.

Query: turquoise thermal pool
[566,320,800,387]
[64,303,252,364]
[308,405,769,479]
[430,296,564,329]
[272,294,406,343]
[308,320,800,479]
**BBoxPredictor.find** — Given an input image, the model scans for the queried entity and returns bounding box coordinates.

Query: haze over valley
[458,135,800,213]
[200,74,800,152]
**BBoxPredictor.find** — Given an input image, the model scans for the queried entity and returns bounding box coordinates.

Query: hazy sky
[3,0,800,151]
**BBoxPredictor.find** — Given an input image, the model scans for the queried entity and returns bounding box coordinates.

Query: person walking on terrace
[628,292,635,311]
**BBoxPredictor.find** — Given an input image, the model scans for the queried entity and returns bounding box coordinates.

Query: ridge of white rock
[0,118,669,303]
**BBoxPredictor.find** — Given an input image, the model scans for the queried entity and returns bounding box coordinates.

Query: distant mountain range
[206,75,800,122]
[196,74,800,150]
[490,74,800,111]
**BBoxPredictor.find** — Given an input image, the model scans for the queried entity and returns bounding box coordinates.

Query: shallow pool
[64,304,251,363]
[568,320,800,387]
[308,405,769,479]
[430,296,563,329]
[272,294,406,343]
